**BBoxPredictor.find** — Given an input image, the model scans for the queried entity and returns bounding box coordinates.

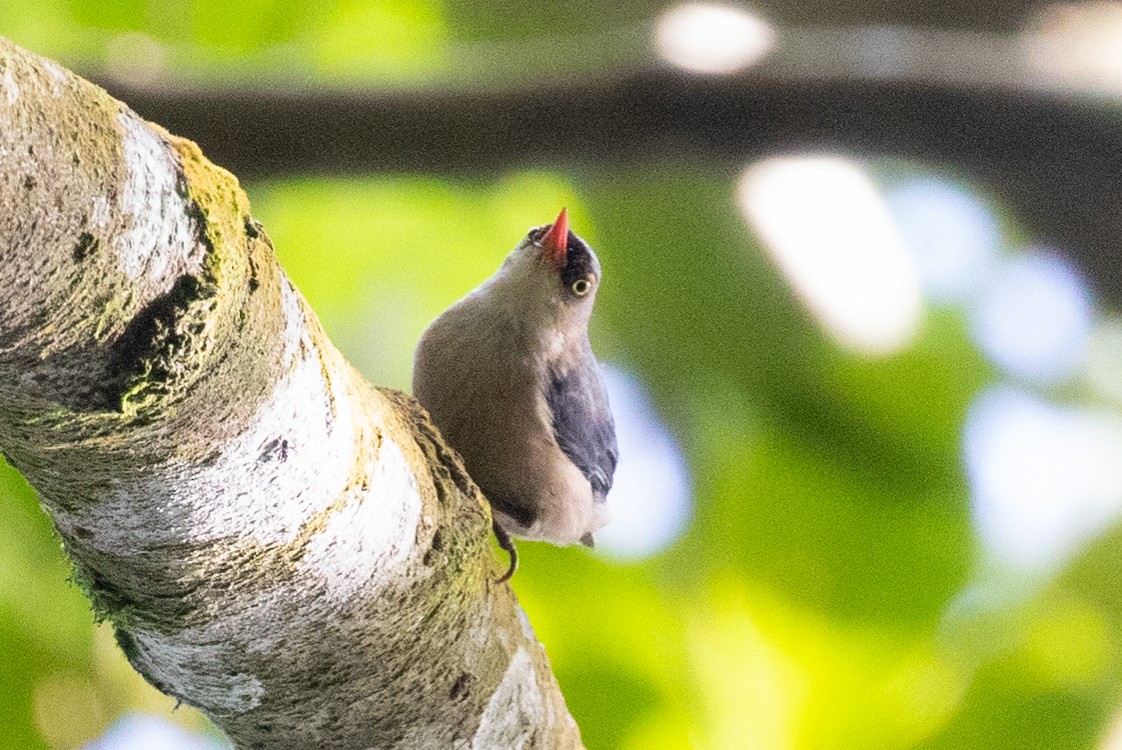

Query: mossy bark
[0,37,582,749]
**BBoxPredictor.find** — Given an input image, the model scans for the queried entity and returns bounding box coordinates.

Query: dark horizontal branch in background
[99,69,1122,305]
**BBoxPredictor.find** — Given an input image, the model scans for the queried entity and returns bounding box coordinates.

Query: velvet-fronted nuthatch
[413,209,618,581]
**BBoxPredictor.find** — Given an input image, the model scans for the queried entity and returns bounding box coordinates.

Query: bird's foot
[492,519,518,583]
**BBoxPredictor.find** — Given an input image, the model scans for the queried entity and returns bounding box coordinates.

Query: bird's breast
[413,305,605,545]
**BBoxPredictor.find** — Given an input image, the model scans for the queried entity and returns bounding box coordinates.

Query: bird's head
[489,208,603,332]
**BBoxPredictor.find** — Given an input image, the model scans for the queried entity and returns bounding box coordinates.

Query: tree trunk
[0,37,582,750]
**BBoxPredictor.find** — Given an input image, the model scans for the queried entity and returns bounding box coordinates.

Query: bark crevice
[105,270,213,412]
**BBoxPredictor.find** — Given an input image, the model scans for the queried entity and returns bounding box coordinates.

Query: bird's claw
[492,519,518,583]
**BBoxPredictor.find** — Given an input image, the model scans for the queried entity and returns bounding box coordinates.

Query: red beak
[540,208,569,268]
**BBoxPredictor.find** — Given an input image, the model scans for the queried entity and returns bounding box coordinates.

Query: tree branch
[96,54,1122,307]
[0,36,581,749]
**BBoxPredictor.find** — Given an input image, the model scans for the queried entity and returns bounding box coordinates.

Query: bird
[412,208,617,582]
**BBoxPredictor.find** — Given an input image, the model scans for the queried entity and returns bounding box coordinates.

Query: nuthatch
[413,209,617,581]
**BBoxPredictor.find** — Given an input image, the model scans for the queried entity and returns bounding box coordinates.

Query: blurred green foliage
[4,2,1122,749]
[0,465,84,750]
[0,0,662,85]
[0,457,213,749]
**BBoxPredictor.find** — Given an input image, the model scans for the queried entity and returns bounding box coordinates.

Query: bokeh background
[5,1,1122,748]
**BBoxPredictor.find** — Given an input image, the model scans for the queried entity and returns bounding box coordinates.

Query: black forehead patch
[560,231,597,288]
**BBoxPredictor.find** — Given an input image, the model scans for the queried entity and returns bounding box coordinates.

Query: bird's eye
[527,226,546,242]
[571,277,593,296]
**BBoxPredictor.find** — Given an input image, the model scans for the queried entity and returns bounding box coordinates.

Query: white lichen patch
[278,276,307,367]
[130,627,264,714]
[115,110,205,283]
[301,439,423,602]
[54,336,357,551]
[2,65,18,105]
[40,58,67,96]
[89,195,111,229]
[516,605,537,645]
[472,648,543,750]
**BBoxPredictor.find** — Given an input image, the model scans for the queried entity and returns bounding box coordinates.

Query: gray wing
[546,356,618,501]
